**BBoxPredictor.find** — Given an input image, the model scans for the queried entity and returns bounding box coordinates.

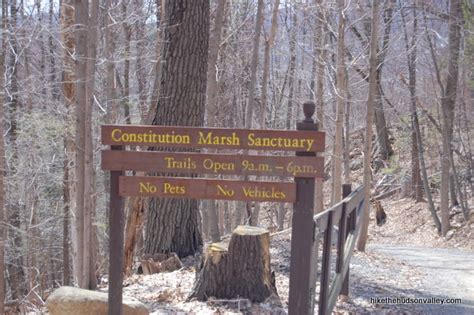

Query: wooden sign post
[108,145,124,315]
[101,102,325,315]
[289,101,318,315]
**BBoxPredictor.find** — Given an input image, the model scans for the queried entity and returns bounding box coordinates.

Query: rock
[46,286,149,315]
[445,230,455,241]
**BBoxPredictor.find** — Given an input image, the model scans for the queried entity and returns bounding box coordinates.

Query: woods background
[0,0,472,312]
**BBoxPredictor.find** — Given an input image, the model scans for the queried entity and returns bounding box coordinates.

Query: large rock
[46,286,149,315]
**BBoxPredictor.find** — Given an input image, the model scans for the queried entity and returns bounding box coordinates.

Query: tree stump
[189,225,278,303]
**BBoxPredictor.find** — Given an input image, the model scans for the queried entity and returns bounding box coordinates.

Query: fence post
[340,184,352,297]
[288,101,318,315]
[336,184,350,273]
[318,210,332,315]
[108,145,124,315]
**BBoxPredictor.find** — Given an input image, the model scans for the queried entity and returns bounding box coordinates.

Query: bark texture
[189,225,278,302]
[357,0,379,252]
[0,0,6,310]
[331,0,346,204]
[145,0,209,258]
[60,0,75,287]
[440,0,463,235]
[123,197,146,276]
[373,0,395,161]
[205,0,227,242]
[73,0,99,289]
[401,5,441,231]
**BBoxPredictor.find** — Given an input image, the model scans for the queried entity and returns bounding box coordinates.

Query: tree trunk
[73,0,99,289]
[145,0,209,258]
[286,3,297,133]
[261,0,279,129]
[6,0,26,300]
[60,0,75,286]
[373,0,395,161]
[73,0,87,287]
[85,0,99,290]
[332,0,346,204]
[135,0,149,123]
[313,0,326,214]
[244,0,263,130]
[48,0,59,100]
[402,7,423,202]
[189,225,278,302]
[205,0,227,242]
[440,0,462,236]
[105,0,118,124]
[147,0,165,124]
[121,0,132,124]
[343,80,351,184]
[0,1,7,310]
[244,0,264,225]
[357,0,379,252]
[313,0,326,128]
[123,197,146,276]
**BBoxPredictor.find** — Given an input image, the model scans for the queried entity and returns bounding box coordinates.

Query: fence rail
[289,184,365,315]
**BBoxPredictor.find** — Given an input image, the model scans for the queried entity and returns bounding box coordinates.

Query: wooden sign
[101,125,325,152]
[103,101,327,315]
[102,150,324,178]
[119,176,296,202]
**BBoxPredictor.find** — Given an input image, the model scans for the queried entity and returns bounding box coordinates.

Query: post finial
[303,101,315,123]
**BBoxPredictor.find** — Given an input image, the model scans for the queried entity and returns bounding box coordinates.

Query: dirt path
[368,244,474,315]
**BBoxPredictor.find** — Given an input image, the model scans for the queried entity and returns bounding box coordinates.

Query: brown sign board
[119,176,296,202]
[102,150,324,178]
[101,125,325,152]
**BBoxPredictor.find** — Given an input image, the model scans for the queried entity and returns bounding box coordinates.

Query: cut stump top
[233,225,269,236]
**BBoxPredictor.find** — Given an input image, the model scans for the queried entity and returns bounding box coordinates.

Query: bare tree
[357,0,379,252]
[424,0,464,235]
[0,0,7,310]
[205,0,227,242]
[373,0,395,161]
[60,0,75,287]
[145,0,209,258]
[331,0,347,204]
[73,0,99,289]
[6,0,26,299]
[401,4,441,232]
[245,0,264,225]
[261,0,280,129]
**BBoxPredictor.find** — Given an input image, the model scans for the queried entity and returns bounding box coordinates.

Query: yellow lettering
[111,129,122,142]
[203,159,235,173]
[305,139,314,151]
[165,157,197,169]
[216,184,234,196]
[163,182,185,194]
[229,132,240,145]
[242,186,286,200]
[139,182,157,193]
[247,133,255,146]
[198,131,212,144]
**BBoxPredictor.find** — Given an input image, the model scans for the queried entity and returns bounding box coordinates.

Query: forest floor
[111,196,474,315]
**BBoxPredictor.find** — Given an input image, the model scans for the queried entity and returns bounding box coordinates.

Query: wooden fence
[101,100,363,315]
[289,183,365,315]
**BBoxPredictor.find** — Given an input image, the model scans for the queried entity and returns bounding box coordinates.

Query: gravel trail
[366,245,474,315]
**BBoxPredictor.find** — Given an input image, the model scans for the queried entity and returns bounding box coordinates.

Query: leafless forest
[0,0,472,313]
